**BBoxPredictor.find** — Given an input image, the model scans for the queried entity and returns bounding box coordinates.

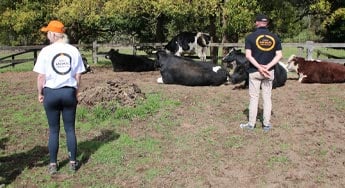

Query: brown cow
[287,56,345,83]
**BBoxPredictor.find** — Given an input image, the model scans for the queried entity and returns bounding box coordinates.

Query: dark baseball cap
[255,14,269,22]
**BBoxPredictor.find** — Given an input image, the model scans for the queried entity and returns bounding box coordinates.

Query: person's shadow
[58,129,120,170]
[0,129,120,185]
[243,108,265,125]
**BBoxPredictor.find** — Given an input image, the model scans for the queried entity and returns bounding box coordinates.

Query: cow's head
[222,47,243,69]
[105,49,119,60]
[286,54,303,72]
[230,60,249,85]
[196,32,211,47]
[154,50,170,68]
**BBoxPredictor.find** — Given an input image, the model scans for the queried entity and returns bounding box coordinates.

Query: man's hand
[258,65,271,78]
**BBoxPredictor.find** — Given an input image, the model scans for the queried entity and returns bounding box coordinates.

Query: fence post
[92,41,98,64]
[306,41,314,60]
[33,49,38,65]
[11,55,15,67]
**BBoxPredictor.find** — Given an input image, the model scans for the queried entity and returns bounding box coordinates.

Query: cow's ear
[115,49,119,52]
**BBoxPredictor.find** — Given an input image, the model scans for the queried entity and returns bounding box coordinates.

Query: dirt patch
[78,80,145,108]
[1,65,345,187]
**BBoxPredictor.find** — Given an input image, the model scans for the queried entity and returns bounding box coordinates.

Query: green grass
[224,135,245,148]
[0,73,181,186]
[1,47,345,186]
[0,61,35,73]
[267,155,290,167]
[329,96,345,111]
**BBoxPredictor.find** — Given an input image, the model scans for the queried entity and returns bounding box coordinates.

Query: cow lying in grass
[155,51,229,86]
[222,48,287,89]
[105,49,157,72]
[287,55,345,83]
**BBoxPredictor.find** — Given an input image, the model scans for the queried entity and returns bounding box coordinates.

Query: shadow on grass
[243,108,271,126]
[0,137,9,150]
[0,129,120,185]
[58,129,120,172]
[0,144,48,185]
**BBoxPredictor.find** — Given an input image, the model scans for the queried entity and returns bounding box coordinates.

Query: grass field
[1,45,345,187]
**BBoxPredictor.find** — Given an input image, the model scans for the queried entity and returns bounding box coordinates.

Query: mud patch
[78,80,146,108]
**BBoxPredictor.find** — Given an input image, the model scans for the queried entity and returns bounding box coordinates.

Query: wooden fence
[91,41,345,64]
[1,41,344,69]
[0,45,45,69]
[0,44,88,69]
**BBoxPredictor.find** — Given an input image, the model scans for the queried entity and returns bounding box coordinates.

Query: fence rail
[0,48,40,69]
[1,41,344,69]
[0,44,90,69]
[92,41,345,64]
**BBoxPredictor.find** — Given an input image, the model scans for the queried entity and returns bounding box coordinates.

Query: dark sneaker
[240,123,254,130]
[48,164,58,175]
[263,125,272,132]
[70,161,79,172]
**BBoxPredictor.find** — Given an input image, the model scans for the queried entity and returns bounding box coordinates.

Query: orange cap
[40,20,65,33]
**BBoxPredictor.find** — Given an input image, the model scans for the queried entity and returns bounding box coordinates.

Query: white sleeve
[75,53,86,74]
[33,50,46,74]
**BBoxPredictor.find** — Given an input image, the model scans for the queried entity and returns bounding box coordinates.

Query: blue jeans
[43,87,77,163]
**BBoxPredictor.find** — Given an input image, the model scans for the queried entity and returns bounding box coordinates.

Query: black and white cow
[81,55,92,74]
[222,48,287,89]
[155,50,229,86]
[165,32,211,61]
[105,49,157,72]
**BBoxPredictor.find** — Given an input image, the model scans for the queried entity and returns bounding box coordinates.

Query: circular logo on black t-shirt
[52,53,71,75]
[255,35,276,51]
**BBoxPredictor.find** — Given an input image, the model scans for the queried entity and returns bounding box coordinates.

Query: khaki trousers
[248,70,274,126]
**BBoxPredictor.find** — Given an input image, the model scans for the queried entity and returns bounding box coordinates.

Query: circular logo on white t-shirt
[52,53,71,75]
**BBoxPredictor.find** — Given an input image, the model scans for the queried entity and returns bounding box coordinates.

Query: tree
[0,0,344,45]
[222,0,259,43]
[102,0,220,42]
[313,0,345,42]
[0,0,60,45]
[321,8,345,42]
[53,0,108,44]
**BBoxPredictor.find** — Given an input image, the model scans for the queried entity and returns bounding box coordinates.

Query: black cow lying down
[155,51,230,86]
[105,49,157,72]
[222,48,287,89]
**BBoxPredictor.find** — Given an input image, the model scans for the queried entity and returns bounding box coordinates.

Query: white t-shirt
[33,42,86,89]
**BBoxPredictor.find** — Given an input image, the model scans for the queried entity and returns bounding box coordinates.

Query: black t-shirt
[245,27,282,73]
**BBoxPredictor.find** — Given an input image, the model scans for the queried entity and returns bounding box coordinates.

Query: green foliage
[222,0,259,41]
[321,8,345,42]
[0,0,344,45]
[0,0,59,45]
[54,0,106,43]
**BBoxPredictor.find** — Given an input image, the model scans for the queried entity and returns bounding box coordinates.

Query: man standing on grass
[240,14,283,132]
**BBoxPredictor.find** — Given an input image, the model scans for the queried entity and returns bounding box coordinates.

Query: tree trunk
[155,13,166,43]
[209,14,218,64]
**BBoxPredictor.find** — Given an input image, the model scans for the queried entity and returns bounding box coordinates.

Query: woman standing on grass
[33,20,85,175]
